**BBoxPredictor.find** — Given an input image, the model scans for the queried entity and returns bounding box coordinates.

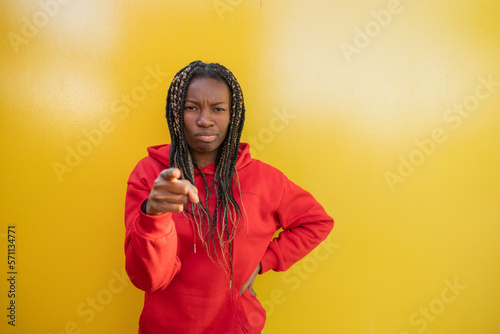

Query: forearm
[260,216,333,273]
[125,208,181,292]
[124,169,182,292]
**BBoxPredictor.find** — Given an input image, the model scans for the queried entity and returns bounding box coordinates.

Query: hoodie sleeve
[259,173,334,274]
[124,159,181,292]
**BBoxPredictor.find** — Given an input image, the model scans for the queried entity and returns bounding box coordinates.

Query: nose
[197,108,213,127]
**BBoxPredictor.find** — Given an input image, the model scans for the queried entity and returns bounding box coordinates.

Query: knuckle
[173,204,184,213]
[181,195,189,204]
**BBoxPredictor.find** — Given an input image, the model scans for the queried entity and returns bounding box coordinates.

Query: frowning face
[183,77,231,167]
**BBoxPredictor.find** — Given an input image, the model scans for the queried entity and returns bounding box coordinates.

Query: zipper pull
[229,280,232,289]
[194,243,197,253]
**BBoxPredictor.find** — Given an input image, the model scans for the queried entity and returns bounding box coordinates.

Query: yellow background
[1,0,499,333]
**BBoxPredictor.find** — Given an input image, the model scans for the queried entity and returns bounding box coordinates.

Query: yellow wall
[1,0,499,333]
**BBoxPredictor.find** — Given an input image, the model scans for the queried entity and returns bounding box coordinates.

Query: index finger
[159,168,181,181]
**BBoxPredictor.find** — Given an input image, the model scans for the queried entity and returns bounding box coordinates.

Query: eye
[184,106,197,111]
[214,108,226,112]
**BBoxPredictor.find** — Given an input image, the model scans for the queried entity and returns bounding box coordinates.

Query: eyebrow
[185,99,228,106]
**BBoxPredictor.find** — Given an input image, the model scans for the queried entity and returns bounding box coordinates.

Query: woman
[124,60,333,333]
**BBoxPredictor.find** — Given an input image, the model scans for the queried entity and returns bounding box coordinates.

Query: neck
[191,151,218,168]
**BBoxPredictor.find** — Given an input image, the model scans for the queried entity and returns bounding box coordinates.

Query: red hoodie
[124,143,333,333]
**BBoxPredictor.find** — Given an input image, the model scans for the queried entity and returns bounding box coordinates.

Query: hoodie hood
[146,142,253,174]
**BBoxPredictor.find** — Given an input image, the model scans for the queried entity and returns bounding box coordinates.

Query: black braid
[165,61,246,277]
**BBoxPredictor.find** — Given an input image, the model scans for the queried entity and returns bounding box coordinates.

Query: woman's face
[183,77,231,167]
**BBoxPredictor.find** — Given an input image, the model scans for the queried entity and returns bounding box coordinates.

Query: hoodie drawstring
[190,219,197,254]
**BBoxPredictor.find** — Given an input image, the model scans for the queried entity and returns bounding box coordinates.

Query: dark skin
[146,78,260,297]
[183,78,231,168]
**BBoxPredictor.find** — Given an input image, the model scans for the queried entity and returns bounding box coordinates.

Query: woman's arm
[260,175,334,274]
[124,163,197,292]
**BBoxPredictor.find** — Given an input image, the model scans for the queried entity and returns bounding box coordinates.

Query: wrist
[141,199,149,214]
[145,199,165,216]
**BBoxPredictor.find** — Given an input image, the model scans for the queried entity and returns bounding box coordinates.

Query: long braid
[165,61,246,278]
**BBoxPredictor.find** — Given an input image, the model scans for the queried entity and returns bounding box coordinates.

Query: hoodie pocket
[232,290,267,333]
[140,288,253,334]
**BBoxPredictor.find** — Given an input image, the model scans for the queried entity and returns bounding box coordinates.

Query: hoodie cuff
[135,200,174,239]
[259,248,280,274]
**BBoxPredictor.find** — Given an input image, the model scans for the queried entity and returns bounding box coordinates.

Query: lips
[195,131,218,143]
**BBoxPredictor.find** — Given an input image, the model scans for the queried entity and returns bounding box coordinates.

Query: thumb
[239,280,250,296]
[188,184,199,204]
[248,284,257,297]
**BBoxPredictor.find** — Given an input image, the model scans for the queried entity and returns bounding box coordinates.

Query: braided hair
[165,61,246,276]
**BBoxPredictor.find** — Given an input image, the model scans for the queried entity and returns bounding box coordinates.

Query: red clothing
[124,143,333,333]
